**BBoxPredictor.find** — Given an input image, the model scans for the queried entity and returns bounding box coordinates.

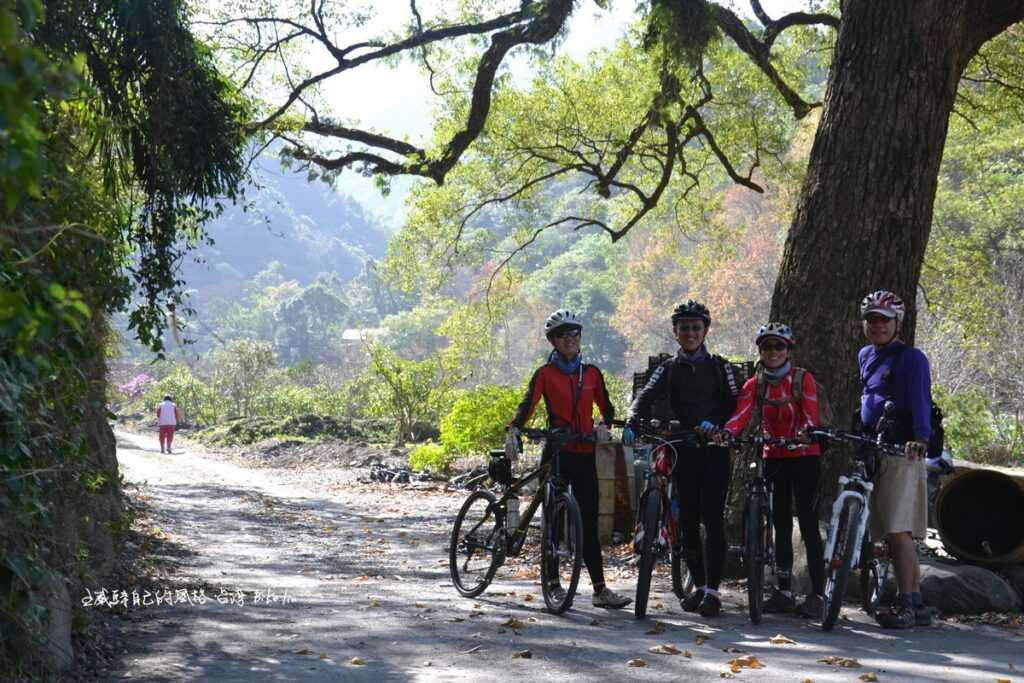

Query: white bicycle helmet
[544,309,582,338]
[860,290,905,322]
[755,322,796,347]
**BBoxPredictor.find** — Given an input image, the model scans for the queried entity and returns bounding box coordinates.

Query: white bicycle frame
[822,470,874,569]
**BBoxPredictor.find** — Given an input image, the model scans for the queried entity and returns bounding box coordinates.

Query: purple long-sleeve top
[859,340,932,441]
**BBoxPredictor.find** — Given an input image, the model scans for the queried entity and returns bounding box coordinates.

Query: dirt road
[100,430,1022,682]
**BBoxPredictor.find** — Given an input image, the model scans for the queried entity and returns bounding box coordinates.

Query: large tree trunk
[769,1,1024,511]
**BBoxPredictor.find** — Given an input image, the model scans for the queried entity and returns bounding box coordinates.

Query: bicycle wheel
[859,532,884,616]
[541,491,583,614]
[821,498,862,631]
[671,547,694,600]
[634,491,662,619]
[744,495,766,625]
[449,489,504,598]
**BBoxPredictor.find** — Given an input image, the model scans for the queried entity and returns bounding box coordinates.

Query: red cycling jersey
[723,367,821,459]
[510,363,615,455]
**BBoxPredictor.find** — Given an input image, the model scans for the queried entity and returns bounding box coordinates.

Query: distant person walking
[157,395,182,454]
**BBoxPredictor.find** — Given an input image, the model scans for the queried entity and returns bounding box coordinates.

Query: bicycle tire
[859,532,882,616]
[744,495,766,625]
[449,489,503,598]
[670,547,693,599]
[541,491,583,614]
[634,491,662,619]
[821,498,862,631]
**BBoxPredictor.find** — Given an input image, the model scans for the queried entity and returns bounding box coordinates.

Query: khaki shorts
[869,456,927,539]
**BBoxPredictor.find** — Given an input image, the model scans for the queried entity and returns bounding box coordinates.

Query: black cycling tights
[675,446,731,591]
[766,456,824,596]
[550,453,605,590]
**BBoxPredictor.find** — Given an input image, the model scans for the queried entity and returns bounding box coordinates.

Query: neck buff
[549,349,582,375]
[762,359,792,383]
[677,344,709,363]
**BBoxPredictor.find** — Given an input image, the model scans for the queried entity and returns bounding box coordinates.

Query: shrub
[440,385,523,455]
[933,385,998,462]
[408,442,455,473]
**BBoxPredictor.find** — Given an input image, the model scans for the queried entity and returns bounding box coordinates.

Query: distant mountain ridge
[181,158,393,300]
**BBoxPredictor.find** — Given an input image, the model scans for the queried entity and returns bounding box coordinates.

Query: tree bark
[769,0,1024,512]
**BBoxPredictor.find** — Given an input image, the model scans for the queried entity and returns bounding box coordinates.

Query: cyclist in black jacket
[624,300,740,617]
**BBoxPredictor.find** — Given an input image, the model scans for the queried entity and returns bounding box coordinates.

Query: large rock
[920,559,1022,614]
[1001,565,1024,599]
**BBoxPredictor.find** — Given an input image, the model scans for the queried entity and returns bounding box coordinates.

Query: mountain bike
[718,432,806,624]
[623,418,699,619]
[807,407,906,631]
[448,428,591,614]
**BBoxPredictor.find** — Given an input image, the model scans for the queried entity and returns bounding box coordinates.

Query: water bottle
[506,497,520,529]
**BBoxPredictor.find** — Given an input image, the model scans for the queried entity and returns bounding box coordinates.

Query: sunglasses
[676,324,705,333]
[554,329,581,339]
[759,342,788,352]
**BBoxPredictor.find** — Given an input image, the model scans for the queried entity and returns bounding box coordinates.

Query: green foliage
[210,339,277,418]
[362,343,456,442]
[144,366,223,426]
[194,414,393,446]
[644,0,719,68]
[1,0,250,673]
[0,0,76,212]
[933,385,999,463]
[440,385,523,455]
[408,442,456,474]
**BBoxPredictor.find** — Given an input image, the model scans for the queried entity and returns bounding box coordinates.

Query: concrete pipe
[934,468,1024,567]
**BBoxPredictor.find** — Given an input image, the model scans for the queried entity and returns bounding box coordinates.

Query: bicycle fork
[822,478,873,568]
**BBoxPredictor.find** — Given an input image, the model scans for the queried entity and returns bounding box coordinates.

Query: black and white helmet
[755,322,796,347]
[671,300,711,326]
[544,309,582,338]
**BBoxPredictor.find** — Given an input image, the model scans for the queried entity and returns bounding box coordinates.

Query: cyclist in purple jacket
[858,290,933,629]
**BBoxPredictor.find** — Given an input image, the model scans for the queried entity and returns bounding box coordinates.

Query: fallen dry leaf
[295,648,315,655]
[513,649,532,659]
[350,657,366,665]
[502,617,525,629]
[695,634,710,645]
[646,621,667,635]
[414,603,425,608]
[859,674,878,682]
[769,633,796,645]
[627,658,648,668]
[649,644,682,655]
[683,650,692,658]
[654,602,663,609]
[524,594,534,602]
[728,655,765,673]
[818,656,861,668]
[996,679,1011,683]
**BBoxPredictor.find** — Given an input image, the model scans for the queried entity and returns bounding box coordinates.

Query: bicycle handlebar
[609,418,703,446]
[719,432,808,450]
[806,426,905,458]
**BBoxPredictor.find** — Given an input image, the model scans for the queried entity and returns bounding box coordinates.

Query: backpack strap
[792,367,806,406]
[714,354,741,399]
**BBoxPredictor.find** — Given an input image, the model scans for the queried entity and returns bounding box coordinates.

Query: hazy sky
[262,1,814,228]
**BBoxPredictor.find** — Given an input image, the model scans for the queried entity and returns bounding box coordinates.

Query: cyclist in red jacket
[717,322,825,618]
[508,309,630,609]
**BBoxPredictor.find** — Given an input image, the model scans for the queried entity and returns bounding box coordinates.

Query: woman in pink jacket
[719,323,825,618]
